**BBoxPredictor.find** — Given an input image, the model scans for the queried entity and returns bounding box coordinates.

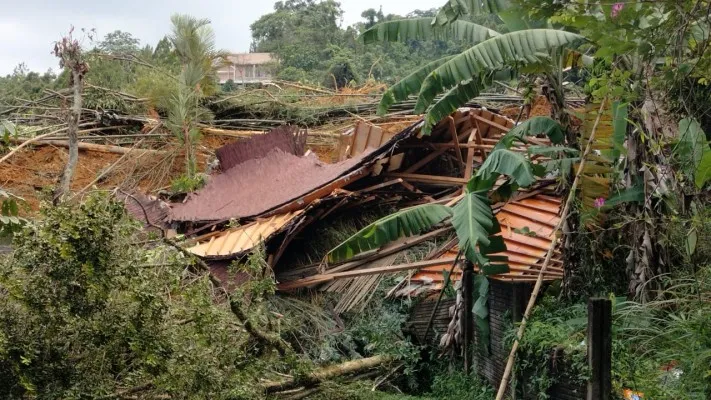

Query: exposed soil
[0,135,234,214]
[529,96,553,118]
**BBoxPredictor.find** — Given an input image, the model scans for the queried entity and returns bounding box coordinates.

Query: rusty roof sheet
[216,126,307,171]
[187,211,304,259]
[396,193,563,296]
[170,149,371,222]
[119,192,170,232]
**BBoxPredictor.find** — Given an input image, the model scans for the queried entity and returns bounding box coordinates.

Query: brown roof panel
[119,192,170,233]
[170,149,372,222]
[216,126,307,171]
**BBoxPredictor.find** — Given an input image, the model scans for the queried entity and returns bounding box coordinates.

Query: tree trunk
[54,69,83,202]
[263,355,390,393]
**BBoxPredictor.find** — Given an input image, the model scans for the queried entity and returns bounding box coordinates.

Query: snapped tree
[52,27,91,202]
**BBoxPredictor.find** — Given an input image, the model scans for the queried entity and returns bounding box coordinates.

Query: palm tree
[167,15,227,186]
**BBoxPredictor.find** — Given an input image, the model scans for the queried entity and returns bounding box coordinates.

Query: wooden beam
[324,227,452,274]
[403,146,448,173]
[472,113,511,134]
[357,179,404,193]
[400,142,526,151]
[404,129,472,173]
[384,172,469,185]
[448,116,465,168]
[278,257,459,290]
[18,139,166,155]
[464,127,478,184]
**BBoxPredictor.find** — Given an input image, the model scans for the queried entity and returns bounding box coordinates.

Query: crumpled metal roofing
[215,125,307,171]
[119,192,170,233]
[187,211,304,259]
[395,193,563,297]
[170,149,371,222]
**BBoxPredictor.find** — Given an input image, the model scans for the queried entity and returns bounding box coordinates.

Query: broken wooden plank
[448,116,465,168]
[279,257,459,290]
[384,172,469,185]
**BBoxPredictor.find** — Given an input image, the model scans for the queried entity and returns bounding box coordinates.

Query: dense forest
[1,0,711,399]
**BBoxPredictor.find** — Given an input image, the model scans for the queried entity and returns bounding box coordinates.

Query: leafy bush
[0,194,297,399]
[510,296,589,399]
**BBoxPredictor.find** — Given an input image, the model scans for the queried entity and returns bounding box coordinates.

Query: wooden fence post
[587,298,612,400]
[462,261,474,374]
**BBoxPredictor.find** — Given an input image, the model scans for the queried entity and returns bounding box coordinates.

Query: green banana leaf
[326,204,453,263]
[451,192,506,267]
[477,149,537,188]
[422,79,485,134]
[473,274,491,355]
[495,116,566,150]
[361,18,498,45]
[434,0,511,26]
[415,30,585,113]
[377,56,455,116]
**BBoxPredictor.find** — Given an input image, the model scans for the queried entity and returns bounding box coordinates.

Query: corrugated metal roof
[170,149,371,222]
[215,126,307,171]
[187,211,304,259]
[119,192,170,233]
[396,193,563,296]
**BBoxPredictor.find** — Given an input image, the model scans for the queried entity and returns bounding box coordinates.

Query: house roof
[169,149,372,222]
[392,192,563,297]
[215,125,306,172]
[224,53,274,65]
[187,210,305,259]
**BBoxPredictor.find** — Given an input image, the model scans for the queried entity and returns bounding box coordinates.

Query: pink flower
[594,197,606,208]
[611,2,624,18]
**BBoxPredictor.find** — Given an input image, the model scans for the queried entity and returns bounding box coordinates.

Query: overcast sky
[0,0,437,76]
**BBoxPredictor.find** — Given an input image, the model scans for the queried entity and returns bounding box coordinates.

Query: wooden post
[462,260,474,374]
[587,298,612,400]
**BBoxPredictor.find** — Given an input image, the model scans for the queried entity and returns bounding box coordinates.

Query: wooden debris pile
[115,106,567,317]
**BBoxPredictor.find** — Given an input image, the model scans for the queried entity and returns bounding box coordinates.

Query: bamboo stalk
[494,99,608,400]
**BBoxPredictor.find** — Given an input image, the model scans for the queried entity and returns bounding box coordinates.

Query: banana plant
[360,3,588,134]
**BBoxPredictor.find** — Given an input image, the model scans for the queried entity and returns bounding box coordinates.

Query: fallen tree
[263,354,391,393]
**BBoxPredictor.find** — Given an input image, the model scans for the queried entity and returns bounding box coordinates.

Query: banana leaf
[377,56,455,115]
[361,18,498,45]
[327,204,453,263]
[415,30,585,113]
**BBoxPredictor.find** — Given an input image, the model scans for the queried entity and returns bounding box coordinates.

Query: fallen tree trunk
[17,139,167,155]
[264,355,390,393]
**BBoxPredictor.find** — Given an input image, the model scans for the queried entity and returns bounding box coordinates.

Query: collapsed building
[123,106,568,392]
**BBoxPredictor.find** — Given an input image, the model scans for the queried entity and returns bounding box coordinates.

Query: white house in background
[217,53,275,84]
